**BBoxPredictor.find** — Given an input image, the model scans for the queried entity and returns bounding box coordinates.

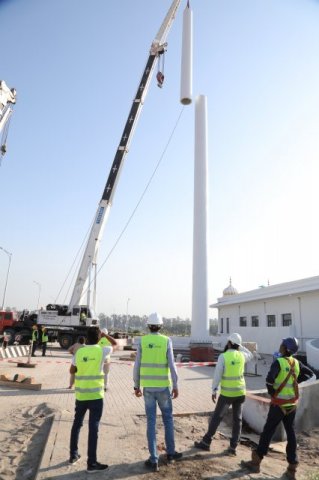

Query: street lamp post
[0,246,12,310]
[33,280,42,311]
[126,297,130,332]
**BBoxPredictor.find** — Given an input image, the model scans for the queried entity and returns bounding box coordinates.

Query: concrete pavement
[0,344,272,479]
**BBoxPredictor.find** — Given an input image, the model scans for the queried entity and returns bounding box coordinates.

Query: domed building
[222,278,238,297]
[210,275,319,360]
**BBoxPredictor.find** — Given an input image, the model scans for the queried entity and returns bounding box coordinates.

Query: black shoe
[225,447,237,456]
[167,452,183,463]
[144,459,159,472]
[194,440,210,451]
[69,453,81,464]
[86,462,109,473]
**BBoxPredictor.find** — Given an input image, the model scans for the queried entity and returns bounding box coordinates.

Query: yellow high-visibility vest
[220,350,245,397]
[42,332,48,343]
[75,345,104,401]
[98,336,111,359]
[272,357,300,407]
[140,334,171,388]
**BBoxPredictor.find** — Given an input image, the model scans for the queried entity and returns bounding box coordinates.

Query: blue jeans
[143,388,175,463]
[70,398,103,466]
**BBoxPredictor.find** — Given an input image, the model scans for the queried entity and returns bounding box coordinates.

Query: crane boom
[0,80,17,160]
[68,0,182,312]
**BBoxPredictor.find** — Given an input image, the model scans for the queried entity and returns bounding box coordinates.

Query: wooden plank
[0,380,42,390]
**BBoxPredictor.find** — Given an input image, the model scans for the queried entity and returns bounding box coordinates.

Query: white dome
[223,278,238,296]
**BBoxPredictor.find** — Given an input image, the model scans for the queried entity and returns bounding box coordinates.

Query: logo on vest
[82,356,96,362]
[148,343,161,349]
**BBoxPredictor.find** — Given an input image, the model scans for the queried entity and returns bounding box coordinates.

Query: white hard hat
[147,312,163,326]
[228,333,242,346]
[100,327,108,335]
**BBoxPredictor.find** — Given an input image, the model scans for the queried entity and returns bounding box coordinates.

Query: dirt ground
[1,404,319,480]
[0,402,57,480]
[160,415,319,480]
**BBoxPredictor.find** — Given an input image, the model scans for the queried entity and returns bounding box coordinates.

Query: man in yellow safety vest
[241,337,314,479]
[69,326,112,473]
[40,326,48,357]
[31,324,39,357]
[98,327,117,391]
[133,312,182,472]
[194,332,253,455]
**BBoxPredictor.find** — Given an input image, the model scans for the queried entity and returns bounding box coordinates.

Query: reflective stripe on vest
[75,345,104,401]
[220,350,245,397]
[272,357,300,407]
[140,334,171,388]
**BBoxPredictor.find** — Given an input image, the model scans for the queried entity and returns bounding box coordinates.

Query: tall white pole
[191,95,210,341]
[33,280,41,311]
[180,1,193,105]
[126,297,130,332]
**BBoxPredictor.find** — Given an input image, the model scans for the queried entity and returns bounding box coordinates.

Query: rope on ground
[112,361,216,367]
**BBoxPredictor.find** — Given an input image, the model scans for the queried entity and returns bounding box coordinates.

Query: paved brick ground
[0,344,271,479]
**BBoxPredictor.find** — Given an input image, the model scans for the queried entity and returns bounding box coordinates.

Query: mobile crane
[0,80,17,164]
[8,0,183,349]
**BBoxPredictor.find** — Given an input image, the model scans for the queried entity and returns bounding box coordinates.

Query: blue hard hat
[282,337,299,354]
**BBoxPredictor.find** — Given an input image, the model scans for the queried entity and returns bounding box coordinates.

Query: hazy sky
[1,0,319,318]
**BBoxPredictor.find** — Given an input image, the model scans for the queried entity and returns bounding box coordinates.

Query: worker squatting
[68,314,314,477]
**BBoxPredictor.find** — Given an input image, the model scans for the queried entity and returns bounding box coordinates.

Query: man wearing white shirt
[194,333,253,456]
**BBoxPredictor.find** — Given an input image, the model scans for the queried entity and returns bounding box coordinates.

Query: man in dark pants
[242,337,314,480]
[194,333,253,455]
[31,325,39,356]
[41,326,48,356]
[69,327,112,473]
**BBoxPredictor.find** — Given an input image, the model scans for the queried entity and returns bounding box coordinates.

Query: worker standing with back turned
[241,337,314,479]
[69,326,112,473]
[194,333,253,455]
[133,312,182,472]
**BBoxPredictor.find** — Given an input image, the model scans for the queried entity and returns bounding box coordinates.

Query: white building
[210,276,319,360]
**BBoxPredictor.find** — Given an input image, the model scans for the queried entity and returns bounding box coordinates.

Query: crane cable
[81,106,185,302]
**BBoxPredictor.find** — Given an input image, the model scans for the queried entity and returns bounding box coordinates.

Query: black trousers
[42,342,47,356]
[203,395,245,450]
[31,341,38,356]
[70,398,103,466]
[257,404,298,464]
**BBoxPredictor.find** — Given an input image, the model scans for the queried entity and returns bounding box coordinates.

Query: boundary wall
[243,379,319,441]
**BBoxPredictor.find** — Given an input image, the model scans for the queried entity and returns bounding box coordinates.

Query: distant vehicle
[0,308,98,348]
[0,310,36,345]
[5,1,182,349]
